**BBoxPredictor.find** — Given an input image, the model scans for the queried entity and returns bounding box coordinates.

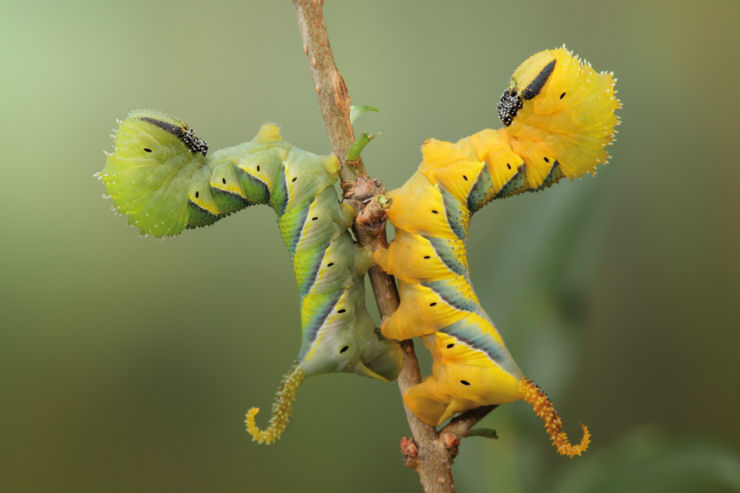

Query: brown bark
[291,2,494,491]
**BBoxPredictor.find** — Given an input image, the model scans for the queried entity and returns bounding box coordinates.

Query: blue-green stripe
[425,236,468,278]
[439,186,469,240]
[439,319,521,377]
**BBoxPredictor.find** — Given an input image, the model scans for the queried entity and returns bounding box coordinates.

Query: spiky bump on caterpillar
[98,112,402,443]
[374,46,619,456]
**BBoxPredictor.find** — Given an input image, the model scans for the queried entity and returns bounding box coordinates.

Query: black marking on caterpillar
[497,89,523,126]
[521,59,556,99]
[139,116,209,155]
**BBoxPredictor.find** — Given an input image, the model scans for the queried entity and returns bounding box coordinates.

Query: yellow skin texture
[375,47,618,456]
[404,333,523,426]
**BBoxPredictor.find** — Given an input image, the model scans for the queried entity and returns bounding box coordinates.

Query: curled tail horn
[245,362,306,445]
[520,378,590,457]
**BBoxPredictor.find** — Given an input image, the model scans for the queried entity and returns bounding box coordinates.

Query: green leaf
[346,132,378,162]
[466,428,499,439]
[349,105,379,124]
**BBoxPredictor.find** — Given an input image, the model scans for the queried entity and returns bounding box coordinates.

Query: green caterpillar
[97,110,402,444]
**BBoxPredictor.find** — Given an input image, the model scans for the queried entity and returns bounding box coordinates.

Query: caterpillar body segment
[403,333,523,426]
[375,47,618,456]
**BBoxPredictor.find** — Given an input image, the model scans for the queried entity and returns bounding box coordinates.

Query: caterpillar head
[497,49,557,126]
[497,46,620,181]
[98,110,212,237]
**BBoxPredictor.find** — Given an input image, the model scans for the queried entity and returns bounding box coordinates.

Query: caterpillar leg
[403,377,458,427]
[520,378,590,457]
[245,362,306,445]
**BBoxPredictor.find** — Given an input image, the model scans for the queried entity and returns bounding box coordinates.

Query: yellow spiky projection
[245,363,306,445]
[521,379,590,457]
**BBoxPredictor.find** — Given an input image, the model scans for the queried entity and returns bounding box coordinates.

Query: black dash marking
[195,191,199,198]
[521,59,556,100]
[544,156,550,163]
[143,147,152,153]
[222,177,227,184]
[560,92,566,99]
[340,346,349,353]
[431,209,439,214]
[139,117,208,155]
[423,255,431,259]
[429,302,437,307]
[462,174,468,181]
[312,216,318,221]
[327,262,334,267]
[460,380,471,386]
[447,343,454,349]
[256,165,260,171]
[140,117,182,138]
[337,308,346,314]
[291,177,297,182]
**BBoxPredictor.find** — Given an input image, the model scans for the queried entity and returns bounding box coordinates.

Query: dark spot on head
[560,92,566,99]
[256,165,260,171]
[312,216,318,221]
[446,343,454,349]
[431,210,439,214]
[460,380,471,386]
[429,302,437,307]
[143,147,152,153]
[462,175,468,181]
[327,262,334,267]
[506,162,511,169]
[337,308,346,314]
[291,177,297,182]
[497,88,523,126]
[222,177,227,184]
[181,128,208,155]
[195,191,199,198]
[423,255,431,259]
[339,346,349,353]
[544,157,550,163]
[521,59,556,100]
[141,117,208,155]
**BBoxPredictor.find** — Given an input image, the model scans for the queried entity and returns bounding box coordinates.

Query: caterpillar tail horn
[245,362,306,445]
[520,378,590,457]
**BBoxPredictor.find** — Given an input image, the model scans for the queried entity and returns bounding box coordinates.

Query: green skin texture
[98,110,401,381]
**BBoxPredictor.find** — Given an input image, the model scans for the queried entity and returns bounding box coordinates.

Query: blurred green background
[2,0,739,491]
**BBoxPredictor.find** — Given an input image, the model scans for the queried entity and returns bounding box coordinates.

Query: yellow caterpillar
[375,46,619,457]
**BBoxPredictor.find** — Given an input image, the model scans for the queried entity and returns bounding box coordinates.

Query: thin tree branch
[441,405,498,438]
[291,2,494,491]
